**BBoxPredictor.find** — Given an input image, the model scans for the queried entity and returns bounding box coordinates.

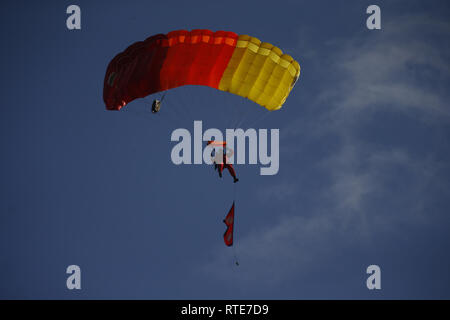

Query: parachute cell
[103,29,300,111]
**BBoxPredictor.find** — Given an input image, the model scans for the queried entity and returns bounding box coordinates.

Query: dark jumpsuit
[217,152,237,180]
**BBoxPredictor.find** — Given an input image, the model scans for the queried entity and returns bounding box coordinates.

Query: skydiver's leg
[225,164,238,183]
[218,163,224,178]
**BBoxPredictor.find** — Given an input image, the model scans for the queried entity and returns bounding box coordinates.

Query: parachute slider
[207,140,226,146]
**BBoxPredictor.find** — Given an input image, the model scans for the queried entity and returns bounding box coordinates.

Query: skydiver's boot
[226,164,238,183]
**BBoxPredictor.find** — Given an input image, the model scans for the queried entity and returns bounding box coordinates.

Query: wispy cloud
[321,16,450,124]
[284,16,450,141]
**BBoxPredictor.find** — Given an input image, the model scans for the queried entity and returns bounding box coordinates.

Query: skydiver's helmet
[152,99,161,113]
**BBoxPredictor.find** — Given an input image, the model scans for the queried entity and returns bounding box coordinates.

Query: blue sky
[0,0,449,299]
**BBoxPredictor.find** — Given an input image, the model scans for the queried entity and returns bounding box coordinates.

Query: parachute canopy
[103,29,301,111]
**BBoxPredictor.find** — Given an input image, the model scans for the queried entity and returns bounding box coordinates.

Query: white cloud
[322,16,450,121]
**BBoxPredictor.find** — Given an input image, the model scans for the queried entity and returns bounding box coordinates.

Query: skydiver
[211,145,239,183]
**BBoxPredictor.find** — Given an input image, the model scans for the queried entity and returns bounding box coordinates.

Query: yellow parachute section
[219,35,301,111]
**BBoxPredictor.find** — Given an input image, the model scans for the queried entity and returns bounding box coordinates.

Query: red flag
[223,202,235,246]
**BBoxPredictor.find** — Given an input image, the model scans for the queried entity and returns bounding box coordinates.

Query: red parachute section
[103,30,238,110]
